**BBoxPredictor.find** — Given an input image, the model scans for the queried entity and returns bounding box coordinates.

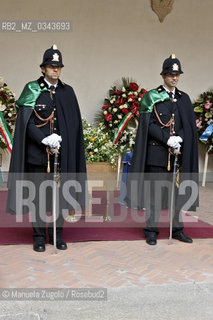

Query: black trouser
[26,162,64,242]
[143,166,183,236]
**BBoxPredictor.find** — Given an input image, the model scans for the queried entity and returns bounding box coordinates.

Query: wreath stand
[0,153,3,188]
[202,151,209,187]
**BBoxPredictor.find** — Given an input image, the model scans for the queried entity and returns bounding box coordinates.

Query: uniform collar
[163,86,175,97]
[37,76,65,89]
[44,78,58,89]
[157,85,182,97]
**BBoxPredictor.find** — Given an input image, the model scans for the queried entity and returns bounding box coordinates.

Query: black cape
[7,77,87,214]
[126,87,199,211]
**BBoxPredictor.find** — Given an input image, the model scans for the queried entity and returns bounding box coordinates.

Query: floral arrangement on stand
[193,90,213,153]
[0,77,16,153]
[95,78,147,154]
[82,118,119,167]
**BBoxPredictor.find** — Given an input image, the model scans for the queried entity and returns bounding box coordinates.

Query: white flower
[94,148,98,152]
[128,91,133,95]
[114,120,118,124]
[138,98,141,101]
[129,138,134,145]
[110,99,114,104]
[0,104,6,111]
[128,98,132,102]
[123,104,128,108]
[122,94,126,98]
[118,115,122,119]
[113,108,118,113]
[8,113,12,117]
[122,87,126,92]
[104,111,107,115]
[134,92,138,96]
[109,124,113,127]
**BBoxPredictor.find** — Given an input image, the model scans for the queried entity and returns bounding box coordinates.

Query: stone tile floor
[0,184,212,289]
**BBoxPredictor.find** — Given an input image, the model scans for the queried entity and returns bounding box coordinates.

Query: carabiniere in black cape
[7,76,87,215]
[126,86,199,212]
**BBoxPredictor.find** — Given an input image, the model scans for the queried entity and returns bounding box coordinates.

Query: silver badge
[52,53,59,62]
[172,63,179,71]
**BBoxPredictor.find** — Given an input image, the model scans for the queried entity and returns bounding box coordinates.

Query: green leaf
[194,106,203,113]
[195,98,204,103]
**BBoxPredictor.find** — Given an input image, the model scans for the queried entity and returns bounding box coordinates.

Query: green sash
[139,89,169,114]
[15,81,48,110]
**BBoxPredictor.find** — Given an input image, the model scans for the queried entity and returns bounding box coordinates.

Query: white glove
[42,133,62,149]
[167,136,183,149]
[174,143,181,153]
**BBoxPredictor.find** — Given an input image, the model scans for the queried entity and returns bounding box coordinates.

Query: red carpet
[1,190,213,244]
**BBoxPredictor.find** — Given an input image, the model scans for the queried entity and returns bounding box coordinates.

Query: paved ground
[0,184,213,319]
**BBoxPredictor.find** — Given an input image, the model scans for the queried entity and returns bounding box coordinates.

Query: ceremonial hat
[160,54,183,75]
[40,44,64,67]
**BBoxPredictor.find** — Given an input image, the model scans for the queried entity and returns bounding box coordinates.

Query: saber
[52,147,59,254]
[168,149,180,245]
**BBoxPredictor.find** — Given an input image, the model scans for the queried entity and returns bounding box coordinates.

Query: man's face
[41,65,61,84]
[162,73,180,90]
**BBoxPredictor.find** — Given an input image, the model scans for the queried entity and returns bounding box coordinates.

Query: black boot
[33,237,45,252]
[49,238,67,250]
[172,231,193,243]
[145,232,157,245]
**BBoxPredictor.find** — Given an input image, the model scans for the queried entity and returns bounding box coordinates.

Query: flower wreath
[82,118,119,167]
[0,78,16,152]
[95,78,147,153]
[193,90,213,153]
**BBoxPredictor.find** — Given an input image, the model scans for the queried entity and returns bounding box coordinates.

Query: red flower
[139,89,147,98]
[102,104,110,110]
[122,108,129,114]
[0,92,7,100]
[131,102,139,114]
[3,83,7,87]
[114,99,120,106]
[113,90,122,94]
[129,82,139,91]
[114,98,126,106]
[105,114,112,121]
[119,97,126,105]
[128,94,135,101]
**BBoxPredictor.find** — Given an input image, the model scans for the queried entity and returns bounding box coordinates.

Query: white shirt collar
[163,86,175,97]
[44,78,58,89]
